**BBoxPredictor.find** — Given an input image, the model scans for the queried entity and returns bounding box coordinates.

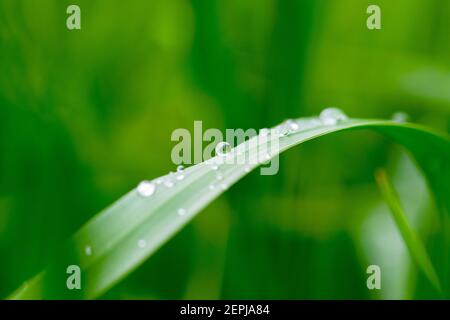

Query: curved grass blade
[9,118,450,299]
[375,169,442,292]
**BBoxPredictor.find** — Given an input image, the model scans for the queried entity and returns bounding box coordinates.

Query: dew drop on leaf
[277,125,290,137]
[320,107,348,125]
[260,128,270,137]
[215,142,231,156]
[285,119,300,131]
[392,112,409,123]
[137,181,156,197]
[138,239,147,248]
[164,179,174,188]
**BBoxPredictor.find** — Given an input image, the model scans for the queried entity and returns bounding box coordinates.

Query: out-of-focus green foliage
[0,0,449,299]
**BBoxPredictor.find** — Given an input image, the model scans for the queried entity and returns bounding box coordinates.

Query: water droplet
[285,119,299,131]
[155,179,163,185]
[216,172,223,180]
[276,119,301,137]
[138,239,147,248]
[244,166,251,173]
[277,125,290,137]
[265,153,271,160]
[137,181,156,197]
[260,128,270,137]
[209,184,216,190]
[164,179,174,188]
[177,208,186,216]
[391,112,409,123]
[211,164,219,171]
[85,246,92,256]
[215,142,231,156]
[319,107,348,125]
[220,183,229,190]
[175,168,185,181]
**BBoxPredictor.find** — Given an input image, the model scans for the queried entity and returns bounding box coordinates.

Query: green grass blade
[8,117,450,299]
[375,169,442,292]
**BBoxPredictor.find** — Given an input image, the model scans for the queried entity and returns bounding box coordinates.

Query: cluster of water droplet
[133,107,352,248]
[131,107,416,252]
[271,108,349,140]
[136,165,189,200]
[134,140,236,236]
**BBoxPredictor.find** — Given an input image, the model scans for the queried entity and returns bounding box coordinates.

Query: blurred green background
[0,0,449,299]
